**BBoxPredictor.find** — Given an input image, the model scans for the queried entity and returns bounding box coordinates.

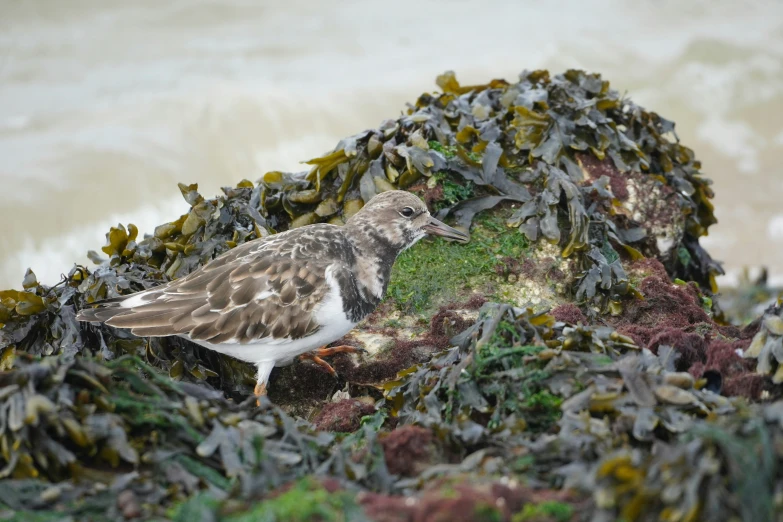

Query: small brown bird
[77,190,469,400]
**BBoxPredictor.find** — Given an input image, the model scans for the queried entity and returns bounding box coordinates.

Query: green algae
[385,302,639,443]
[386,209,529,315]
[387,236,495,315]
[473,502,505,522]
[434,171,475,207]
[428,140,457,159]
[171,477,367,522]
[512,501,574,522]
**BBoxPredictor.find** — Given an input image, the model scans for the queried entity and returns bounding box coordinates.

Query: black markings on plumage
[335,269,378,323]
[401,227,417,247]
[292,276,315,298]
[365,227,398,260]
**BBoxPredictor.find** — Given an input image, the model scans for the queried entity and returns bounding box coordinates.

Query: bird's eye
[400,207,415,218]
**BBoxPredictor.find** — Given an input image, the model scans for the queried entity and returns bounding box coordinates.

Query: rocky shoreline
[1,69,781,521]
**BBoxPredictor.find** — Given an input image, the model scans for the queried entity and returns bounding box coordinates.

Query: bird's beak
[422,216,470,243]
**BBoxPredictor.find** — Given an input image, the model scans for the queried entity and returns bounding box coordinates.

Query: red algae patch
[409,181,445,210]
[380,426,438,477]
[577,152,629,200]
[312,399,376,433]
[332,337,433,385]
[607,273,775,399]
[359,480,585,522]
[430,308,472,344]
[612,275,712,350]
[625,276,711,331]
[627,258,670,281]
[688,338,770,399]
[463,293,489,310]
[551,304,586,325]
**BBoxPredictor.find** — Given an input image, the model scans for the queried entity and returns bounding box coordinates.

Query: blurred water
[1,0,782,289]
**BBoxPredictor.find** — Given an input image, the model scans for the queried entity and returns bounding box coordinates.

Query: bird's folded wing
[78,238,335,344]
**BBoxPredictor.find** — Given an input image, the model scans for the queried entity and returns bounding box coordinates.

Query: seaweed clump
[386,303,638,442]
[744,299,783,382]
[0,353,340,519]
[383,302,781,521]
[386,302,735,446]
[0,181,273,399]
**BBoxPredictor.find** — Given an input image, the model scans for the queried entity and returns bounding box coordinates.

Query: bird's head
[345,190,469,252]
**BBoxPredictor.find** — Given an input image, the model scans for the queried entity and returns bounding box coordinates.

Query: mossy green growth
[170,493,222,522]
[475,319,543,367]
[428,140,457,158]
[434,171,475,207]
[427,140,481,162]
[522,390,563,432]
[512,501,574,522]
[386,209,529,315]
[472,319,562,433]
[473,502,505,522]
[172,477,365,522]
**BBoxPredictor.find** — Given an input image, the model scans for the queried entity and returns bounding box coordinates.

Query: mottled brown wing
[80,226,345,344]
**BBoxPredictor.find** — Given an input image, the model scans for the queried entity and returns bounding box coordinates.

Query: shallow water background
[1,0,782,290]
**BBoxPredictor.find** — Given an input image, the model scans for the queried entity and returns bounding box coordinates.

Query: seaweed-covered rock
[2,68,779,521]
[387,302,736,445]
[1,70,721,388]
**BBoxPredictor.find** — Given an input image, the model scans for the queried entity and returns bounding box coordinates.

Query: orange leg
[253,362,274,406]
[298,345,366,376]
[254,381,267,406]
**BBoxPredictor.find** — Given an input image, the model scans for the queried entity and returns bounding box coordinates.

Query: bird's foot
[298,344,366,376]
[254,381,267,407]
[314,344,366,358]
